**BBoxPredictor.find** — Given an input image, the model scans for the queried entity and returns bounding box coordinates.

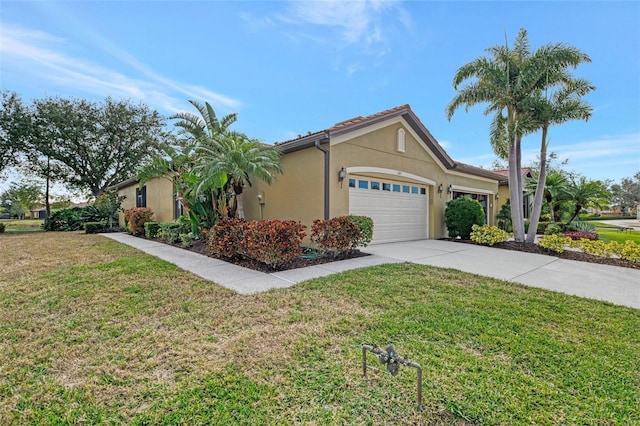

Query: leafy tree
[609,172,640,215]
[0,91,31,175]
[0,181,43,219]
[11,96,166,198]
[446,28,591,243]
[525,169,571,223]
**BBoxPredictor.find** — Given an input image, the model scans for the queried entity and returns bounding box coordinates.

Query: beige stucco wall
[245,118,500,240]
[117,177,175,227]
[243,148,325,235]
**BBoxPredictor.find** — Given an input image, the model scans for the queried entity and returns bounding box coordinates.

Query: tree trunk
[526,126,548,243]
[509,143,525,242]
[45,156,51,217]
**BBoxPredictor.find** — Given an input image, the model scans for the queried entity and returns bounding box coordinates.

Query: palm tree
[525,78,594,242]
[565,176,610,226]
[196,132,282,218]
[446,28,591,242]
[174,100,282,220]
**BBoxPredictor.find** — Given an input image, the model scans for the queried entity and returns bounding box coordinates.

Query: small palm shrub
[470,224,509,246]
[444,197,485,239]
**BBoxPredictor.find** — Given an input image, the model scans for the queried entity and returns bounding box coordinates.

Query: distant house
[30,207,48,219]
[115,104,505,243]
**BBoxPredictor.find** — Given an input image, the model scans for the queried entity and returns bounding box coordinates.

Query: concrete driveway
[363,239,640,310]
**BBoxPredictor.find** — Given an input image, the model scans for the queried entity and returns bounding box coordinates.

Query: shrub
[180,232,196,248]
[144,222,160,239]
[311,217,361,256]
[83,221,108,234]
[209,218,246,259]
[566,221,596,232]
[444,197,485,239]
[43,208,84,231]
[620,241,640,263]
[578,239,612,257]
[539,234,571,253]
[0,223,5,233]
[470,224,509,246]
[496,200,512,232]
[243,219,306,268]
[157,222,187,244]
[564,231,598,241]
[348,215,374,247]
[544,223,563,235]
[123,207,154,237]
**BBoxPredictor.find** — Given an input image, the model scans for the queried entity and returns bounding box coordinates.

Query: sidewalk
[101,233,640,309]
[101,233,400,295]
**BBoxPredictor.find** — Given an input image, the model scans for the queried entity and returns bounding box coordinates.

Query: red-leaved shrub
[123,207,154,237]
[311,216,361,256]
[209,218,246,259]
[243,219,306,268]
[564,231,599,241]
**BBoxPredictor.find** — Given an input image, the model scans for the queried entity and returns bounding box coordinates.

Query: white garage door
[348,177,428,244]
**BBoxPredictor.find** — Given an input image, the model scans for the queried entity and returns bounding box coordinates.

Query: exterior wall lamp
[495,193,500,200]
[338,167,346,182]
[447,185,453,194]
[437,184,443,194]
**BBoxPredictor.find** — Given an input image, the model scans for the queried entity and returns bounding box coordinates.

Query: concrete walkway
[101,233,640,310]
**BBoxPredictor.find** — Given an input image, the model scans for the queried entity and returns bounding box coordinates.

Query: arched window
[397,128,405,152]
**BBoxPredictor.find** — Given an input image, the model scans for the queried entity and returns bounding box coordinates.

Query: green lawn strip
[1,234,639,424]
[0,219,44,233]
[589,222,640,244]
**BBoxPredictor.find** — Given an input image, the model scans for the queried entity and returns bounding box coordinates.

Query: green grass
[0,218,44,233]
[1,232,639,424]
[589,221,640,244]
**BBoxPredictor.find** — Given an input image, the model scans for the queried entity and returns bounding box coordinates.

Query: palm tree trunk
[509,143,525,242]
[526,126,548,243]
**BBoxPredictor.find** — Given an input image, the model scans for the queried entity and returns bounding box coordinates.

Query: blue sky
[1,0,639,193]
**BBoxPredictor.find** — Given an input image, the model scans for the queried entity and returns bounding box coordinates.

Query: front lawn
[590,222,640,244]
[1,232,638,424]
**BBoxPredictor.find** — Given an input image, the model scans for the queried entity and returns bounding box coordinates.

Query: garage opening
[348,177,428,244]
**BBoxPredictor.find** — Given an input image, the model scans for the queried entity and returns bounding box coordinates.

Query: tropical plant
[174,100,282,221]
[446,28,591,242]
[565,176,610,226]
[524,78,594,242]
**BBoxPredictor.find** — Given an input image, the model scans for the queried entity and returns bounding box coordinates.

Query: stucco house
[116,104,505,243]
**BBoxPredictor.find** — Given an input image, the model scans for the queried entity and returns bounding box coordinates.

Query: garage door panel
[348,180,428,244]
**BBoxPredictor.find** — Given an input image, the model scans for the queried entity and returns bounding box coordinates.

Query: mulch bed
[450,239,640,270]
[155,236,638,272]
[168,237,370,273]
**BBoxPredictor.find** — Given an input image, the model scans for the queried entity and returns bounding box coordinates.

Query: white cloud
[0,24,242,114]
[272,0,412,72]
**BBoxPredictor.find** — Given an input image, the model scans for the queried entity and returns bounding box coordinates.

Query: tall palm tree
[525,78,594,242]
[446,28,591,242]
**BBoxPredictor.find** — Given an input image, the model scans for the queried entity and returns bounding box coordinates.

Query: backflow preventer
[361,344,423,412]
